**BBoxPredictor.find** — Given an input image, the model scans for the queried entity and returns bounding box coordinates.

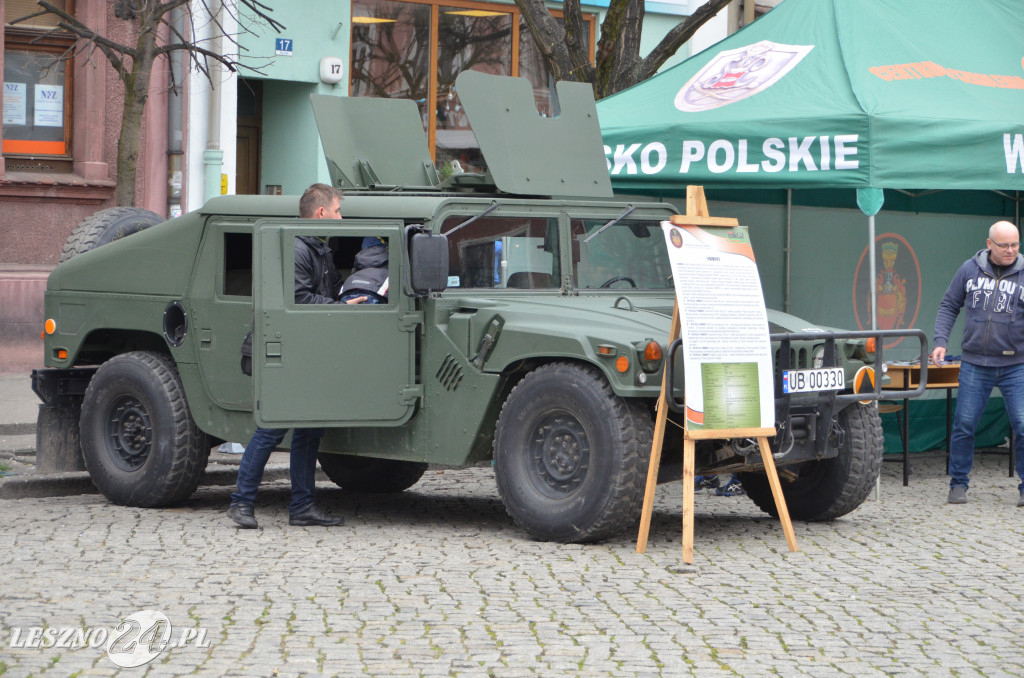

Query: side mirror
[405,225,448,296]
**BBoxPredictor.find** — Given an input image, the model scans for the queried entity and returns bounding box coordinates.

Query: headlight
[812,345,841,368]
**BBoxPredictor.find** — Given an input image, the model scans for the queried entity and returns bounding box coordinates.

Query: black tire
[80,351,208,507]
[60,207,164,262]
[317,454,428,493]
[493,362,652,543]
[739,403,883,521]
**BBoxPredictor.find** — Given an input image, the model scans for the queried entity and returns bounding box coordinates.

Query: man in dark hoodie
[932,220,1024,506]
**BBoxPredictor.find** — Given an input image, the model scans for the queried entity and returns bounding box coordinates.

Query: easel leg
[756,436,799,553]
[682,438,696,564]
[636,401,667,553]
[637,304,680,555]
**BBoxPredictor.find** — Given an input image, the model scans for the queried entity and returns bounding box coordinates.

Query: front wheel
[80,352,208,506]
[493,362,652,543]
[317,454,428,493]
[739,403,883,521]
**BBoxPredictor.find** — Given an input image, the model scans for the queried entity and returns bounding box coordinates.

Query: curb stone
[0,463,314,500]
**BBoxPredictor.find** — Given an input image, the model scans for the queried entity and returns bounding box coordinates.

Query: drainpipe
[167,7,184,216]
[204,0,224,202]
[743,0,755,27]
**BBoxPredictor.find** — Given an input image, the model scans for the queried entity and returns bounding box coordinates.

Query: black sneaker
[947,486,968,504]
[289,505,345,527]
[227,503,258,529]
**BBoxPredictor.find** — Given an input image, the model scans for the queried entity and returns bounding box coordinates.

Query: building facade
[0,0,173,370]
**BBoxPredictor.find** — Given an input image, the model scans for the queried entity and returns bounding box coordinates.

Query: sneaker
[716,477,745,496]
[947,486,968,504]
[1018,489,1024,508]
[289,505,345,527]
[227,503,258,529]
[695,475,721,490]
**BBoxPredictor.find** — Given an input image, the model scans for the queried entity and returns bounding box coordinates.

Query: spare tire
[60,207,164,262]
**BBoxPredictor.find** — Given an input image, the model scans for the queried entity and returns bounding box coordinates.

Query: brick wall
[0,265,51,373]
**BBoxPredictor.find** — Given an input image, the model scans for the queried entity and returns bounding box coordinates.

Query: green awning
[597,0,1024,192]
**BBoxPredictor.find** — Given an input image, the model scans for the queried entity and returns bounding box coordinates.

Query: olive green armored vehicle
[32,72,925,542]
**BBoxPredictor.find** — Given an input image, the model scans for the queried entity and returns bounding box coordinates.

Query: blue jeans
[948,361,1024,491]
[230,427,325,514]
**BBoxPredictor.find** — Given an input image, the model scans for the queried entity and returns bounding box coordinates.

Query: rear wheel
[493,362,651,543]
[317,454,428,493]
[60,207,163,262]
[80,352,208,506]
[739,403,882,520]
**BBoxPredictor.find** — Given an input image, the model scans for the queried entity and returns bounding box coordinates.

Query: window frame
[3,23,75,170]
[1,0,113,200]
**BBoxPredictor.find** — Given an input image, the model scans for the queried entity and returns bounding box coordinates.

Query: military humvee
[32,71,925,543]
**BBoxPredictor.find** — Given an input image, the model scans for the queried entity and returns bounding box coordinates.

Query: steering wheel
[600,276,637,289]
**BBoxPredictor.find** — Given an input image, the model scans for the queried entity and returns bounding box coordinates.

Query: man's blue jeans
[230,427,325,514]
[948,361,1024,491]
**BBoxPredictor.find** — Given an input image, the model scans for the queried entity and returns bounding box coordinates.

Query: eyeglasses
[990,240,1021,250]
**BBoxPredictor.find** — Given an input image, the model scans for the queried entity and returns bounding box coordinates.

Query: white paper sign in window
[34,84,64,127]
[3,82,27,125]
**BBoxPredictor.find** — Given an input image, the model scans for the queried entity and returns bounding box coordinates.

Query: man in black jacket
[228,183,347,529]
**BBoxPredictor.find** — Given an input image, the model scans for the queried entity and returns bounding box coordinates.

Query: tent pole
[785,189,792,313]
[869,214,877,331]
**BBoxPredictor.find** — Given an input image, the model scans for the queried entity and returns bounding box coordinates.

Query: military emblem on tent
[674,40,814,113]
[853,234,921,349]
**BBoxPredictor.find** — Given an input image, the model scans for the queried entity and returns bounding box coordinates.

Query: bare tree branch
[638,0,732,81]
[515,0,729,99]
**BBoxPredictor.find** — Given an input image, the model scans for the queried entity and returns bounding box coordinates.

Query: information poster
[662,222,774,430]
[3,82,27,125]
[34,84,63,127]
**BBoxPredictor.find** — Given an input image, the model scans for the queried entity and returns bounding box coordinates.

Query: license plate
[782,367,845,393]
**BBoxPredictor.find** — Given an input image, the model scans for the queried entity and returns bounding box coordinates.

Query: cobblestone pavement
[2,453,1023,677]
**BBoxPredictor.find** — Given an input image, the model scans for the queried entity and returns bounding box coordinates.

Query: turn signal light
[644,341,662,361]
[615,355,630,373]
[44,318,56,335]
[865,337,876,354]
[57,349,68,360]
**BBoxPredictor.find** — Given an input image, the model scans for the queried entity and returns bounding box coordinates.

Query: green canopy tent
[597,0,1024,453]
[598,0,1024,193]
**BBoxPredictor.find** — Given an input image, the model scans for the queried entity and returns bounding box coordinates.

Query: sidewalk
[0,371,297,499]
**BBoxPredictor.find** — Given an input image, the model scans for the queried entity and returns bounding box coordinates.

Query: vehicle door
[252,219,418,428]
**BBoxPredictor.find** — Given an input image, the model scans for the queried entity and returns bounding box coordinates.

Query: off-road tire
[317,454,428,493]
[80,351,208,507]
[739,403,883,521]
[60,207,163,262]
[493,362,651,543]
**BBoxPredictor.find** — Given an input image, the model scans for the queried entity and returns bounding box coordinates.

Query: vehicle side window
[440,216,559,289]
[223,232,253,297]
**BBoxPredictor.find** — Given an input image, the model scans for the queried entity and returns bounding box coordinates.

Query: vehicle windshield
[571,219,673,290]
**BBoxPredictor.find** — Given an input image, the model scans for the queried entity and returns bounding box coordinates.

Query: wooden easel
[636,186,798,564]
